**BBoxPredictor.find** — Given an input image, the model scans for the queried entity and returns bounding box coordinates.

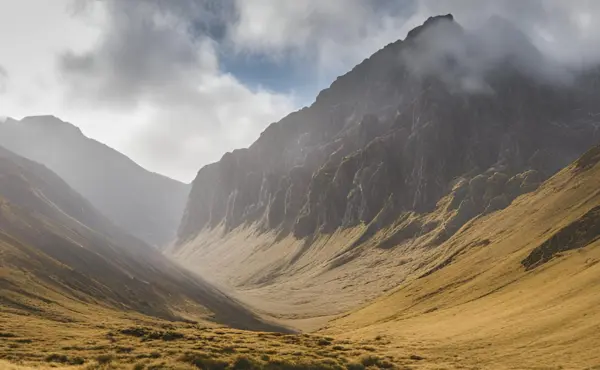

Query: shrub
[120,327,150,337]
[70,357,86,365]
[220,346,237,354]
[45,354,69,363]
[346,364,365,370]
[116,346,134,353]
[179,352,230,370]
[233,356,261,370]
[120,327,184,341]
[160,330,185,341]
[45,354,84,365]
[317,338,332,346]
[360,356,380,367]
[97,354,114,365]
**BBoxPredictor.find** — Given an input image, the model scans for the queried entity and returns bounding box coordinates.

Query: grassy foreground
[0,311,411,370]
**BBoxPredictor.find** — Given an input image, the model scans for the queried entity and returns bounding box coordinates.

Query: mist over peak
[400,13,578,95]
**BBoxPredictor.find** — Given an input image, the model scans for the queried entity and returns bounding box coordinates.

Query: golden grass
[326,153,600,369]
[0,311,405,370]
[171,148,600,369]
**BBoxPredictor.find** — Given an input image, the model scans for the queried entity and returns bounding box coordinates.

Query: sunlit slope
[325,146,600,369]
[0,146,282,332]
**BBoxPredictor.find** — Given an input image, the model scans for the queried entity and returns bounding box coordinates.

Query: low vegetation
[0,319,401,370]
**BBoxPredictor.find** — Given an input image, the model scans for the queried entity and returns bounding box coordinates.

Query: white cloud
[230,0,415,78]
[57,0,295,181]
[2,0,600,182]
[230,0,600,75]
[410,0,600,69]
[1,1,295,182]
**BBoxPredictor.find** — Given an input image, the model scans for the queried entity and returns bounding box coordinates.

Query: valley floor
[168,149,600,369]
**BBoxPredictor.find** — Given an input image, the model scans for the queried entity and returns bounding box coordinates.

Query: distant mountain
[0,144,282,331]
[0,115,189,248]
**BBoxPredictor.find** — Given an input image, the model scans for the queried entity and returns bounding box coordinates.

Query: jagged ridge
[178,15,600,251]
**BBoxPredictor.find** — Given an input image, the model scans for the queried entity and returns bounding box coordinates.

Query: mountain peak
[19,115,82,134]
[405,13,455,40]
[0,115,191,247]
[177,10,600,249]
[22,114,63,123]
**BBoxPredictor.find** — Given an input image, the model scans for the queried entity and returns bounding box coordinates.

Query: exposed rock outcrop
[177,15,600,253]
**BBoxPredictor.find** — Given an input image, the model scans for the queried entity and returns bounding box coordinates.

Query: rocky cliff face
[177,15,600,247]
[0,116,190,248]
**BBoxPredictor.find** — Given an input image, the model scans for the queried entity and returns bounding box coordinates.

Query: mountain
[0,144,282,332]
[0,115,189,248]
[0,144,407,370]
[324,144,600,368]
[168,15,600,334]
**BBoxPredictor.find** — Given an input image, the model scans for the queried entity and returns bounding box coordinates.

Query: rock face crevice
[177,15,600,251]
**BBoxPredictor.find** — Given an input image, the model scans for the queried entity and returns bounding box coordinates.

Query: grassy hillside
[0,146,409,370]
[323,145,600,369]
[0,145,282,331]
[171,147,600,368]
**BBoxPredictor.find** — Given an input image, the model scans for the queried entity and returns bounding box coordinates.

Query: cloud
[5,0,600,183]
[0,65,8,94]
[59,0,294,181]
[411,0,600,69]
[229,0,417,78]
[229,0,600,80]
[60,1,219,109]
[397,14,577,96]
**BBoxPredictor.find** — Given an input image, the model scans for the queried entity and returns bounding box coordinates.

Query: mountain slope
[324,145,600,369]
[177,15,599,245]
[0,145,282,332]
[0,146,413,369]
[170,15,600,328]
[0,115,189,248]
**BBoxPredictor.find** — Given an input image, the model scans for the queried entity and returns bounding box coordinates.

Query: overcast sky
[1,1,599,182]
